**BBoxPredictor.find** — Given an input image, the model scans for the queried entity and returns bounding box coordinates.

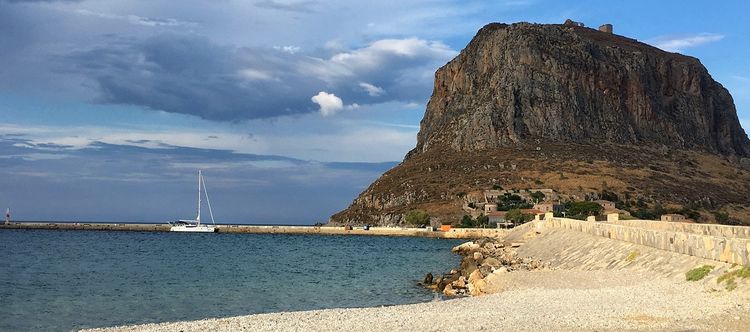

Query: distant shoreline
[0,222,508,239]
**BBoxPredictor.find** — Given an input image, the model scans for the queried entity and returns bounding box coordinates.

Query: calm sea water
[0,229,463,331]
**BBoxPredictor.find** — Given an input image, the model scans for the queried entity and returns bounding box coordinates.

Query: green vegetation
[625,251,639,262]
[467,202,476,209]
[530,191,545,203]
[717,266,750,291]
[505,208,533,224]
[685,265,714,281]
[496,193,533,211]
[713,211,729,224]
[534,179,544,185]
[567,201,603,219]
[405,209,430,226]
[492,184,503,190]
[458,214,491,228]
[725,279,737,291]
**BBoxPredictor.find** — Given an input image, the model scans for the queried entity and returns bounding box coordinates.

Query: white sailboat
[170,170,217,233]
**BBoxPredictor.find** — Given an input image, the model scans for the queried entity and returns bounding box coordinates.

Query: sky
[1,0,749,224]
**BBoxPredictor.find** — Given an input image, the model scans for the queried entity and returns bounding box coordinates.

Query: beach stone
[468,269,483,284]
[479,265,493,278]
[452,241,479,253]
[468,279,486,296]
[473,252,484,261]
[453,276,467,289]
[443,284,457,296]
[437,273,459,291]
[460,257,478,277]
[494,266,508,274]
[482,257,502,268]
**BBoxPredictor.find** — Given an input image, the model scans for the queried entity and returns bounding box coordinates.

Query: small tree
[405,209,430,226]
[530,191,545,203]
[505,209,524,224]
[568,201,603,219]
[460,215,474,228]
[476,214,489,228]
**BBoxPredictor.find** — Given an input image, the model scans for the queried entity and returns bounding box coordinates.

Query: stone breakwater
[0,223,509,239]
[424,237,548,296]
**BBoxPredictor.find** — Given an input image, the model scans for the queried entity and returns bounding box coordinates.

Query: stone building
[661,214,686,222]
[594,200,616,211]
[484,203,497,214]
[533,202,564,214]
[599,24,613,34]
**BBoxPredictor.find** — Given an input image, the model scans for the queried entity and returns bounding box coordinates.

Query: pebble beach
[83,269,750,332]
[81,228,750,332]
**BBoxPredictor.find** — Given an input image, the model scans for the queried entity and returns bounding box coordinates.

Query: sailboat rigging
[169,170,217,233]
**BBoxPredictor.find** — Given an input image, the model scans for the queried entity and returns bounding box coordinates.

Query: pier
[0,222,509,239]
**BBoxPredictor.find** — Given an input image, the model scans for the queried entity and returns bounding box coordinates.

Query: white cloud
[238,68,277,81]
[300,37,456,83]
[649,33,724,53]
[359,82,386,96]
[311,91,344,116]
[273,45,301,54]
[74,9,193,28]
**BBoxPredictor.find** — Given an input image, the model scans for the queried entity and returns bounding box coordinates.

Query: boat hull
[170,225,216,233]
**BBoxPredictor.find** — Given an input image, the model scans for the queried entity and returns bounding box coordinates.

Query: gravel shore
[83,268,750,332]
[83,228,750,331]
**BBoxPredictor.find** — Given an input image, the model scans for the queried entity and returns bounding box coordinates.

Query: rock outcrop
[330,22,750,226]
[409,22,750,158]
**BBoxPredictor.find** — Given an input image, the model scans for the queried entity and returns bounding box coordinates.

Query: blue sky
[1,0,749,223]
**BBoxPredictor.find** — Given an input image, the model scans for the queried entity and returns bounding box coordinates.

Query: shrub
[625,251,639,262]
[492,184,503,190]
[530,191,546,203]
[405,209,430,226]
[460,215,474,228]
[713,211,729,224]
[568,201,603,219]
[685,265,714,281]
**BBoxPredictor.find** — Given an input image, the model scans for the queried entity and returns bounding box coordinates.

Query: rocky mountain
[330,22,750,226]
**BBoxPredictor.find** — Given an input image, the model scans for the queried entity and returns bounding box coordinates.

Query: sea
[0,228,463,331]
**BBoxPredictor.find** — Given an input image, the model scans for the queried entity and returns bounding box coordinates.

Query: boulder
[479,265,493,278]
[481,257,502,268]
[443,284,457,296]
[423,272,433,285]
[468,269,483,284]
[453,276,467,289]
[460,257,478,277]
[452,241,479,253]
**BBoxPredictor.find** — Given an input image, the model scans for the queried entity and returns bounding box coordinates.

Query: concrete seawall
[0,223,508,239]
[537,218,750,266]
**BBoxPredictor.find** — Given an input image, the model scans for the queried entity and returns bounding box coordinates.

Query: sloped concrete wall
[610,219,750,238]
[538,218,750,266]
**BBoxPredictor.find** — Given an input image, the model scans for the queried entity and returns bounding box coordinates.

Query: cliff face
[330,22,750,226]
[409,23,750,157]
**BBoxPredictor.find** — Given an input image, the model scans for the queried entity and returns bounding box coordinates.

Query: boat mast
[197,170,202,224]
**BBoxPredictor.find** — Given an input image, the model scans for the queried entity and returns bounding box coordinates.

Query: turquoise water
[0,229,462,331]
